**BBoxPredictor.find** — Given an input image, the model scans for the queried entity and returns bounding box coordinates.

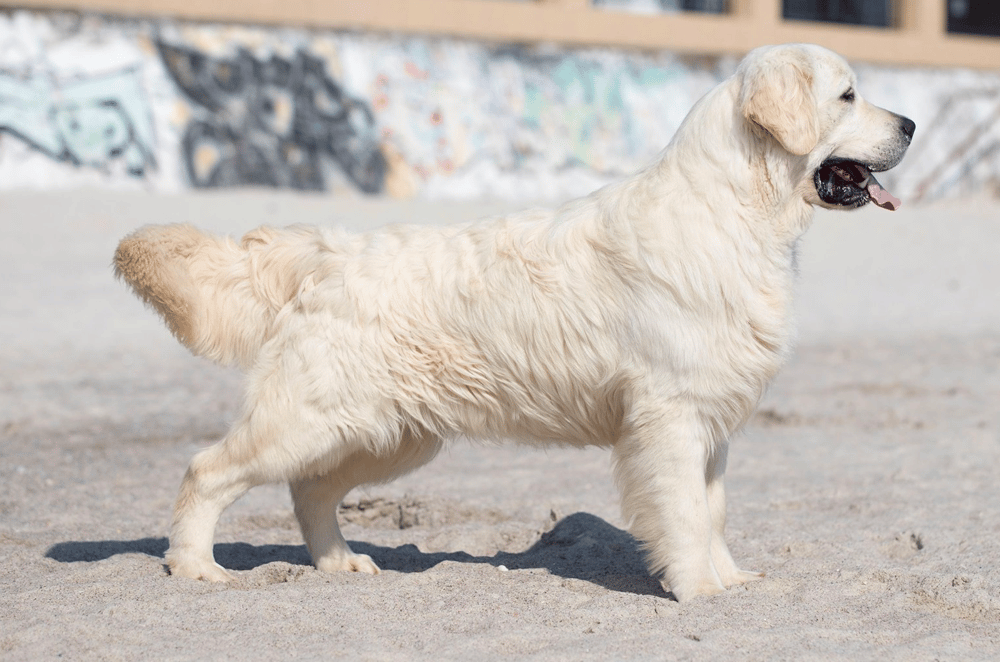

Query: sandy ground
[1,188,999,660]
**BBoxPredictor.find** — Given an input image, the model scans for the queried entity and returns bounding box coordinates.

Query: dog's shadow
[45,512,669,598]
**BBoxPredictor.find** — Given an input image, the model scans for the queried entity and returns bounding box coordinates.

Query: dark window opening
[592,0,726,14]
[783,0,892,27]
[948,0,1000,37]
[679,0,726,11]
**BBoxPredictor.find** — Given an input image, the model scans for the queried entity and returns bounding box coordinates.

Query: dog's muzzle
[815,159,899,210]
[815,115,915,211]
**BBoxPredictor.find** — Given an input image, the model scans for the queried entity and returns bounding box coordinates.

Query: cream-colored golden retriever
[115,43,913,601]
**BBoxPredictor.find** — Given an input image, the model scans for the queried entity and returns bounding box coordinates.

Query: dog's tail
[114,223,315,368]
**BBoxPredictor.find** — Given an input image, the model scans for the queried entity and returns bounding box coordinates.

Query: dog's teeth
[854,164,872,188]
[831,165,852,182]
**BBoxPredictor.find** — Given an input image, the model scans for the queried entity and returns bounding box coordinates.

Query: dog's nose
[899,116,916,140]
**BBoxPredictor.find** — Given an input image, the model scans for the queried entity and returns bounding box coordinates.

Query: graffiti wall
[157,41,385,193]
[0,10,998,202]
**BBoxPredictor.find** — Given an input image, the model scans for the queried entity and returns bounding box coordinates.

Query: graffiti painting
[157,40,386,193]
[0,67,156,176]
[906,86,1000,202]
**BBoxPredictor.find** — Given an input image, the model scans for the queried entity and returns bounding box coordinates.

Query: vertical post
[897,0,946,37]
[731,0,781,31]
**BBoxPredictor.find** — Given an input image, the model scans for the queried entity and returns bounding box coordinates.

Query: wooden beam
[5,0,1000,69]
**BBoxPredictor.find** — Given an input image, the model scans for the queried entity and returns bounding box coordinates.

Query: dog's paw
[721,569,765,588]
[166,553,236,582]
[663,577,726,602]
[316,553,381,575]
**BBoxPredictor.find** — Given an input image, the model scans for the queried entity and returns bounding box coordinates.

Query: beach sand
[1,189,998,660]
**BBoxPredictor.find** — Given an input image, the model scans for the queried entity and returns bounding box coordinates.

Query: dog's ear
[740,48,819,156]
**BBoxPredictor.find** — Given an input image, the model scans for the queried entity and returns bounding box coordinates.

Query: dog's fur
[114,44,913,601]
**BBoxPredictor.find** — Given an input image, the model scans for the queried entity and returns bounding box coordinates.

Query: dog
[114,43,913,601]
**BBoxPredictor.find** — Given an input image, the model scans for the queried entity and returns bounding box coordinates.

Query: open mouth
[814,158,901,211]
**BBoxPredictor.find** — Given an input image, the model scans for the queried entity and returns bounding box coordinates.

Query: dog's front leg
[613,406,725,602]
[705,440,764,587]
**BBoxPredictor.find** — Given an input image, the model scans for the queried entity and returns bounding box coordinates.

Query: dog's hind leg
[166,327,395,581]
[166,440,258,582]
[613,404,725,602]
[165,409,380,581]
[291,472,379,574]
[706,440,763,588]
[291,433,443,575]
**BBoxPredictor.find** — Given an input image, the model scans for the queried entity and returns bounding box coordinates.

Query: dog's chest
[712,280,793,428]
[636,258,794,432]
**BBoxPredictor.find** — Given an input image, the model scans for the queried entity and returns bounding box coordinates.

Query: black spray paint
[157,40,386,193]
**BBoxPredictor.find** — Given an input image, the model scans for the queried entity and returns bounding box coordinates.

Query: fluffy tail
[114,223,314,368]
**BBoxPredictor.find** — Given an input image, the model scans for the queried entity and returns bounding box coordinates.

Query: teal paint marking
[0,67,155,175]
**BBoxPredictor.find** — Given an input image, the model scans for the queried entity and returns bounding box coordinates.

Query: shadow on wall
[44,512,669,598]
[156,40,387,194]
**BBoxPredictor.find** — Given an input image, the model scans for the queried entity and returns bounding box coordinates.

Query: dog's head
[738,43,914,211]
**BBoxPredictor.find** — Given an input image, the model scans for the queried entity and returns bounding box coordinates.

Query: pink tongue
[867,181,901,211]
[833,163,902,211]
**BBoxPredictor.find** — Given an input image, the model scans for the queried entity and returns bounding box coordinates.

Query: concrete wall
[1,10,998,203]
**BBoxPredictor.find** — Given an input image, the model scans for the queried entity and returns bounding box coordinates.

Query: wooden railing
[7,0,1000,69]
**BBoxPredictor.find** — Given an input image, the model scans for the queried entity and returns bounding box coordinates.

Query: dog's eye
[841,88,855,103]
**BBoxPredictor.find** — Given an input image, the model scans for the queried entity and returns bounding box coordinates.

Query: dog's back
[115,202,646,448]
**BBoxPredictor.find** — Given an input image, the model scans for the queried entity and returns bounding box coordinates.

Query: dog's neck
[652,79,817,248]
